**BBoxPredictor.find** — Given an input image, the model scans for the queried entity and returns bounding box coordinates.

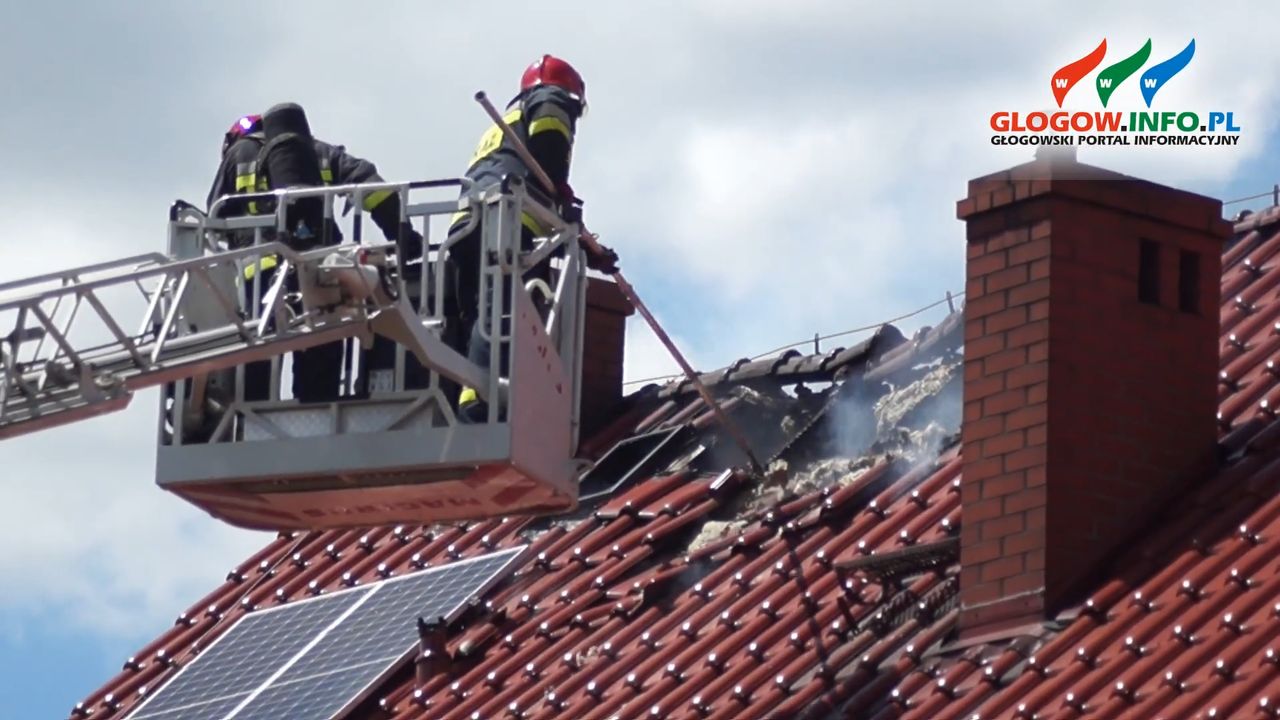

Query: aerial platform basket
[157,177,589,530]
[0,176,588,530]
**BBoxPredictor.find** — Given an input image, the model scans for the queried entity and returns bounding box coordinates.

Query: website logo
[992,38,1241,148]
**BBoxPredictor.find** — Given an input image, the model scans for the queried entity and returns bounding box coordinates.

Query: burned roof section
[655,323,908,399]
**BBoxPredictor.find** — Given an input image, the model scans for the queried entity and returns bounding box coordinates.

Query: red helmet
[520,55,585,101]
[222,113,263,154]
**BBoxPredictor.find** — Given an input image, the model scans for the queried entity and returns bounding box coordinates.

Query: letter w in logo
[1051,39,1107,107]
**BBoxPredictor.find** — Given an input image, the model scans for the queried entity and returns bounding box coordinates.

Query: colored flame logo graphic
[1051,39,1106,108]
[1051,39,1195,108]
[1140,40,1196,108]
[1096,39,1151,107]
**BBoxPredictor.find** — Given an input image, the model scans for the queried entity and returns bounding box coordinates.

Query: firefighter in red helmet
[449,55,604,421]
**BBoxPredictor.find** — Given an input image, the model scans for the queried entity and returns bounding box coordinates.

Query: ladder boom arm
[1,176,568,446]
[0,241,474,441]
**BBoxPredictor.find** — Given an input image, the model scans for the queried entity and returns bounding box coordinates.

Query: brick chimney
[956,148,1231,637]
[581,277,635,439]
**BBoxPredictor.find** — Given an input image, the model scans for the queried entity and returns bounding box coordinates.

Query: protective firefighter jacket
[207,135,415,256]
[455,84,583,234]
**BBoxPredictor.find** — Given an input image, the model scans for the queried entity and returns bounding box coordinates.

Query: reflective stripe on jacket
[451,85,583,236]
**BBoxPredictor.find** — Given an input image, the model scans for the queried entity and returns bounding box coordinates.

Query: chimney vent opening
[1179,250,1202,314]
[1139,239,1161,306]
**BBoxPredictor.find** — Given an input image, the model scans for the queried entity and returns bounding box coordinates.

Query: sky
[2,1,1280,717]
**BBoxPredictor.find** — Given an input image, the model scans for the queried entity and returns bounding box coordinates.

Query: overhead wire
[622,289,965,388]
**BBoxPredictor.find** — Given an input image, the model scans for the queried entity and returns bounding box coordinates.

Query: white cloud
[599,2,1280,374]
[622,315,708,388]
[669,117,895,298]
[0,392,268,638]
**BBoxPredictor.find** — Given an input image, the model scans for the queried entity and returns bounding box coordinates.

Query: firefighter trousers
[241,265,344,403]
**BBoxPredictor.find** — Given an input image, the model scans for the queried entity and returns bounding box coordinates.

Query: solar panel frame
[227,545,527,720]
[125,545,527,720]
[577,426,684,503]
[127,692,245,720]
[126,586,373,720]
[220,663,388,720]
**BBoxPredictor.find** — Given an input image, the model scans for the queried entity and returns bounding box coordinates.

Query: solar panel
[221,668,383,720]
[229,546,525,720]
[128,589,370,720]
[578,426,684,502]
[129,547,526,720]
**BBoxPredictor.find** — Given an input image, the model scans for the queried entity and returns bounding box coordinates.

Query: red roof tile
[72,214,1280,720]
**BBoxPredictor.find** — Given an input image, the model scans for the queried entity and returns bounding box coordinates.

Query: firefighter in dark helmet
[209,107,422,257]
[208,103,425,402]
[450,54,615,422]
